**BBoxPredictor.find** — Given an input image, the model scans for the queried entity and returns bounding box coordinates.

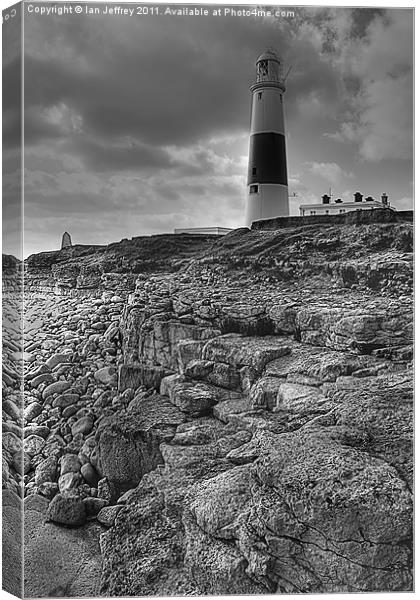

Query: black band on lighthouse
[247,132,288,186]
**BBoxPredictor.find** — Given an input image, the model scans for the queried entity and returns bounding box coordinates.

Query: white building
[299,193,394,216]
[174,227,232,236]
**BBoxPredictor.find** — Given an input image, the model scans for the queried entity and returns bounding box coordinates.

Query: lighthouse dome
[256,49,281,64]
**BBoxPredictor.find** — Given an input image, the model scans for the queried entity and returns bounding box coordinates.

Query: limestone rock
[52,393,79,409]
[35,457,58,486]
[81,463,99,486]
[71,416,94,437]
[24,402,43,422]
[45,353,73,370]
[95,394,185,488]
[94,366,117,386]
[24,435,46,457]
[97,505,123,527]
[58,472,81,493]
[42,381,71,401]
[46,493,87,527]
[60,454,81,476]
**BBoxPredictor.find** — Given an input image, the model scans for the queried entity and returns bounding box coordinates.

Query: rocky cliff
[2,221,413,596]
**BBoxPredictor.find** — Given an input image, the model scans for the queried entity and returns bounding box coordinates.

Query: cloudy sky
[3,3,414,257]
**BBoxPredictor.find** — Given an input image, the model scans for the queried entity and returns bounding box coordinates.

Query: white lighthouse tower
[245,50,289,226]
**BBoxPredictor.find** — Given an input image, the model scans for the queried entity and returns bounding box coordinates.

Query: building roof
[299,200,395,212]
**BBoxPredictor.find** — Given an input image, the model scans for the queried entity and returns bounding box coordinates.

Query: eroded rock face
[98,224,412,596]
[95,394,185,489]
[5,222,412,597]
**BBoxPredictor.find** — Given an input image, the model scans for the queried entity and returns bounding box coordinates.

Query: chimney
[322,194,331,205]
[354,192,363,203]
[334,198,342,203]
[365,196,374,202]
[381,193,389,206]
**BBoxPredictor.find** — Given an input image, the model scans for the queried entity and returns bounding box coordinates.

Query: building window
[339,209,345,214]
[325,210,329,214]
[250,184,259,194]
[252,167,257,177]
[258,92,262,100]
[310,211,316,215]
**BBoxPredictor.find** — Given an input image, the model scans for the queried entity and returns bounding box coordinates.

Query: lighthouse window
[250,185,259,194]
[252,167,257,176]
[258,92,262,100]
[257,61,268,77]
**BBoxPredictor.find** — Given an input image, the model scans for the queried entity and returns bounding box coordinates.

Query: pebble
[80,462,99,486]
[42,381,72,400]
[24,425,50,439]
[71,417,94,437]
[24,402,43,422]
[94,366,117,385]
[13,451,32,475]
[3,373,15,386]
[35,456,58,485]
[60,454,81,475]
[11,351,35,363]
[45,353,73,370]
[58,472,81,493]
[52,393,80,409]
[97,505,123,526]
[30,373,54,388]
[62,405,78,418]
[97,478,117,503]
[3,421,22,437]
[83,496,107,516]
[37,482,59,500]
[3,400,21,422]
[23,435,46,457]
[46,493,87,526]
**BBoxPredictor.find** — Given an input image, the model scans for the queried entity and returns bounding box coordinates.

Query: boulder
[95,394,185,488]
[202,334,290,385]
[46,493,87,527]
[58,472,81,493]
[94,366,117,386]
[71,417,94,437]
[60,454,81,476]
[35,457,58,486]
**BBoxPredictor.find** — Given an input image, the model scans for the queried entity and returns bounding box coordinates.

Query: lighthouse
[245,50,289,226]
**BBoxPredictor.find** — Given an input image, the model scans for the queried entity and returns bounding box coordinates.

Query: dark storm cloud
[350,8,386,37]
[67,137,177,171]
[24,9,327,152]
[3,57,21,148]
[24,191,110,217]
